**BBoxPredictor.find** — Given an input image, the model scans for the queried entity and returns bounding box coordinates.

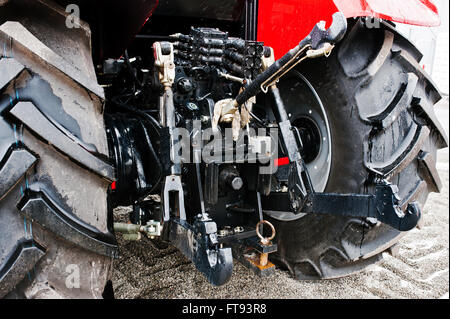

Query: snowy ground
[112,100,449,299]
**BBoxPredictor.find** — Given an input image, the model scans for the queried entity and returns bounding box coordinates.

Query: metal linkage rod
[234,12,347,106]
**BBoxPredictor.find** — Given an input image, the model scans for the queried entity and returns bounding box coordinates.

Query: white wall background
[396,0,449,95]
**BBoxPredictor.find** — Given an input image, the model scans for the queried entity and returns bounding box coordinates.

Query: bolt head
[231,177,244,191]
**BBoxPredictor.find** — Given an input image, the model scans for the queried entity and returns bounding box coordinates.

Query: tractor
[0,0,447,298]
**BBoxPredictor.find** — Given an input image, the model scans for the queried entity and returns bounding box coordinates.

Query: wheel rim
[280,70,332,193]
[265,71,332,222]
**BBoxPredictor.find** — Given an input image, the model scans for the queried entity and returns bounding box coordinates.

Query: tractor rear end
[0,0,447,297]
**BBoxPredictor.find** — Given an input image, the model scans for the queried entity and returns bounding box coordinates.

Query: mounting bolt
[201,115,210,124]
[231,177,244,191]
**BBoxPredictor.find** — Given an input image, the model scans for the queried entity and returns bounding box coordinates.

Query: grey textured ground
[112,101,449,299]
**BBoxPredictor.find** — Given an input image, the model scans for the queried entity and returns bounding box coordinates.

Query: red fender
[258,0,441,58]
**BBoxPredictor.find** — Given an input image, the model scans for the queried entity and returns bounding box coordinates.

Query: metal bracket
[153,42,175,88]
[231,235,278,278]
[163,175,186,222]
[154,41,187,224]
[169,215,233,286]
[304,183,422,232]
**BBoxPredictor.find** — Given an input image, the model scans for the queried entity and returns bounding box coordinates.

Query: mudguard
[258,0,441,57]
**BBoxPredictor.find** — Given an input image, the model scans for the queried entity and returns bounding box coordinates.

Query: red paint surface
[275,157,290,167]
[334,0,440,26]
[258,0,441,58]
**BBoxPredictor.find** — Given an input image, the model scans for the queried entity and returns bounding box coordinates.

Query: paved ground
[112,100,449,299]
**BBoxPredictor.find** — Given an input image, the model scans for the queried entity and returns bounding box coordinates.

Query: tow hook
[255,220,276,267]
[232,220,278,277]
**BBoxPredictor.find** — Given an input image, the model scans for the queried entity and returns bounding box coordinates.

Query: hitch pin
[114,222,162,241]
[218,71,246,84]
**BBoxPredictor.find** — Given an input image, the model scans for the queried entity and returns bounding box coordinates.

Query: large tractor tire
[270,19,448,280]
[0,1,117,298]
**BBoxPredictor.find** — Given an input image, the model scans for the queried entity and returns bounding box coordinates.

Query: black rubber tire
[0,19,117,298]
[270,19,448,280]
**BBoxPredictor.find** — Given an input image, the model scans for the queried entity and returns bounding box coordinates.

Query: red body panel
[257,0,441,58]
[334,0,440,26]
